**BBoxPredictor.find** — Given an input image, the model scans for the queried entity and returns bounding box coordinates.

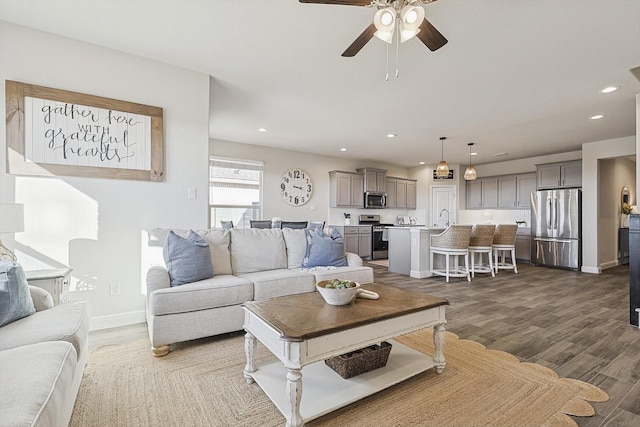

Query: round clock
[280,168,313,206]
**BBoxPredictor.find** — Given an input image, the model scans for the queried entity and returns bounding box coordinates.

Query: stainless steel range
[358,214,394,260]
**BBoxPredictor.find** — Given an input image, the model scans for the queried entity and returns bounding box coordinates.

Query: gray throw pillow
[0,261,36,327]
[302,228,348,268]
[163,230,214,287]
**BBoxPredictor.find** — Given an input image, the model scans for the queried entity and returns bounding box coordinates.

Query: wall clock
[280,168,312,206]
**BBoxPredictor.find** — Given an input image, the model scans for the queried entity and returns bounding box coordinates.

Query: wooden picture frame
[5,80,164,181]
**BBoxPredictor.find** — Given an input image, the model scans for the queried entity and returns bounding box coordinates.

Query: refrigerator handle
[546,197,552,229]
[554,198,559,230]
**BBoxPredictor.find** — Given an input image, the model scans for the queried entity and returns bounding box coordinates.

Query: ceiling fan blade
[341,23,376,57]
[416,18,448,52]
[631,66,640,82]
[299,0,373,5]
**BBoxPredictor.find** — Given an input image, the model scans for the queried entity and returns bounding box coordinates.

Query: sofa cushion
[198,229,232,275]
[0,261,36,327]
[302,228,348,268]
[237,269,316,300]
[148,275,253,316]
[148,228,232,276]
[230,228,287,274]
[0,301,90,361]
[283,228,307,269]
[164,230,214,286]
[0,341,77,427]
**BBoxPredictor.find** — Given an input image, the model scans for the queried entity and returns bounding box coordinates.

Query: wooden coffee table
[242,283,449,427]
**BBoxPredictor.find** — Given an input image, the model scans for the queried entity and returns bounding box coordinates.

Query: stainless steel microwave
[364,192,387,209]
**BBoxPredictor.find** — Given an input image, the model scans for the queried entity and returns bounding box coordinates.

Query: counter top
[391,226,444,230]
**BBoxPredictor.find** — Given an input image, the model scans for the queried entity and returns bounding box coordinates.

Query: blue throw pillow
[0,261,36,327]
[163,230,214,287]
[302,228,348,268]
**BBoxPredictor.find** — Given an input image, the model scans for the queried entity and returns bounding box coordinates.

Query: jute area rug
[70,329,607,427]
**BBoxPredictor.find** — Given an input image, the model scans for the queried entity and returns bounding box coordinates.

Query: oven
[359,214,393,260]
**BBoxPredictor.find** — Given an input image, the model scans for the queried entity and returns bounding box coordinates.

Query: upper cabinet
[536,160,582,189]
[357,168,387,193]
[466,173,534,210]
[329,171,364,208]
[385,176,417,209]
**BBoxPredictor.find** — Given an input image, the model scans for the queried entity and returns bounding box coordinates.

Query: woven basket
[325,342,392,379]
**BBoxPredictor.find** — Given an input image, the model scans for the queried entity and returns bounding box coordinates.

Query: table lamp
[0,203,24,262]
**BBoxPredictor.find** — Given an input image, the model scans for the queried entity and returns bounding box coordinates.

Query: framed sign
[433,169,454,180]
[5,80,164,181]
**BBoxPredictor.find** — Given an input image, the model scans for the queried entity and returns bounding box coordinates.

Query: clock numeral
[293,170,301,178]
[294,196,299,205]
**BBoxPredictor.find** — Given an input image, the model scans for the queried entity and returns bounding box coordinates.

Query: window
[209,157,263,228]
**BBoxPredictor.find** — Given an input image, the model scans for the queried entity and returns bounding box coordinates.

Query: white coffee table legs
[433,323,446,374]
[285,368,303,427]
[244,331,257,384]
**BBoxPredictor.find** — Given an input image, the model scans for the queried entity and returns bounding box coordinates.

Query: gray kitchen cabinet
[406,180,417,209]
[357,168,387,193]
[329,171,364,208]
[498,175,517,208]
[467,173,536,210]
[516,173,536,208]
[515,229,531,262]
[466,179,483,209]
[396,180,407,208]
[466,178,498,209]
[386,177,397,208]
[386,176,417,209]
[536,160,582,189]
[330,225,372,259]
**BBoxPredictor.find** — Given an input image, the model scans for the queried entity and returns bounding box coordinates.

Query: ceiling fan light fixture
[464,142,478,181]
[399,5,424,42]
[374,7,396,43]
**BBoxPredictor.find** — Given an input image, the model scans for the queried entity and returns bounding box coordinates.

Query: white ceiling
[1,0,639,168]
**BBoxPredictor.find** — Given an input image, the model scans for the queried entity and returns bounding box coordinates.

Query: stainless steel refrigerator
[531,189,581,270]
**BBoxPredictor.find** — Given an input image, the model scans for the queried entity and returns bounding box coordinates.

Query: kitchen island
[388,226,445,278]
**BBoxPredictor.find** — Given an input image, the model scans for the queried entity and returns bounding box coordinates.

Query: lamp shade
[399,5,424,42]
[464,166,478,180]
[0,204,24,233]
[436,161,450,177]
[374,7,396,44]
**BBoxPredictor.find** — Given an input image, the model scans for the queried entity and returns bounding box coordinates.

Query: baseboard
[90,310,146,331]
[581,265,601,274]
[599,260,620,271]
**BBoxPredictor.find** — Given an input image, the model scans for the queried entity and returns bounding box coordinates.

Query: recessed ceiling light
[257,127,267,132]
[590,114,605,120]
[600,86,619,94]
[419,161,426,165]
[494,152,507,156]
[340,148,347,152]
[386,133,397,138]
[470,152,478,156]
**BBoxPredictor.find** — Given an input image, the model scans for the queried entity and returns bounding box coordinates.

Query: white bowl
[316,280,360,306]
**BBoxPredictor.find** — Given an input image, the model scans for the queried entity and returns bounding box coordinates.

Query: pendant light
[436,136,449,177]
[464,143,478,181]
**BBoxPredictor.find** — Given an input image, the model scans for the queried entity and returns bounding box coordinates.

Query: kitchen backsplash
[458,209,531,227]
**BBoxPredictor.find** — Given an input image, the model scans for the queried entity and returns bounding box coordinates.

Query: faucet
[439,209,450,227]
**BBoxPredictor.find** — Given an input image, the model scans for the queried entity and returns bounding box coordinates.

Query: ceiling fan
[299,0,447,57]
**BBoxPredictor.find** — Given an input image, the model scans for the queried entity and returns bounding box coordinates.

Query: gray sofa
[144,227,374,356]
[0,286,90,427]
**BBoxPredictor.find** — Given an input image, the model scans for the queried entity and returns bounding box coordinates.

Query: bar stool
[492,224,518,274]
[468,224,496,278]
[430,225,473,283]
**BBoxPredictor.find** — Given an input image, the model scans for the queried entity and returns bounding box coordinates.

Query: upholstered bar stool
[492,224,518,274]
[430,225,473,283]
[468,224,496,278]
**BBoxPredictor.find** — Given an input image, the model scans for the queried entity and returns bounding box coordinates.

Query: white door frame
[430,185,457,227]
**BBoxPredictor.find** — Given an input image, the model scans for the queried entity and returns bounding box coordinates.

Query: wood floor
[89,262,640,426]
